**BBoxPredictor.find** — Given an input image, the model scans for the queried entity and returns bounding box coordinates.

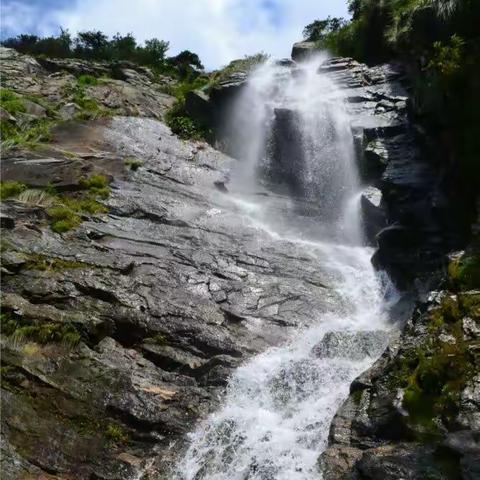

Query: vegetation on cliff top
[2,29,204,81]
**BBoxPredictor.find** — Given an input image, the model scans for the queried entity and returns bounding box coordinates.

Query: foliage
[303,17,347,42]
[1,312,81,348]
[79,173,110,198]
[0,181,27,200]
[168,50,204,79]
[304,0,480,201]
[1,109,53,150]
[105,423,129,443]
[165,102,210,140]
[389,289,479,435]
[43,174,109,233]
[0,88,26,115]
[448,249,480,291]
[124,157,143,171]
[2,29,202,80]
[144,333,168,345]
[47,206,82,233]
[77,74,99,87]
[21,253,86,271]
[0,89,53,150]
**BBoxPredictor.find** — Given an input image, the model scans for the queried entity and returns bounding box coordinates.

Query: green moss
[124,157,143,171]
[0,180,27,199]
[0,312,82,347]
[22,253,86,271]
[79,173,110,198]
[105,423,129,443]
[77,74,99,87]
[449,253,480,291]
[47,206,82,233]
[145,333,167,345]
[42,176,109,232]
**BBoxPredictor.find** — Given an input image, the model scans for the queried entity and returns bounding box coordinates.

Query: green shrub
[448,249,480,290]
[0,88,26,115]
[1,312,81,347]
[105,423,128,443]
[77,74,99,86]
[165,102,209,140]
[47,206,82,233]
[124,157,143,171]
[1,118,53,150]
[0,181,26,199]
[80,173,110,198]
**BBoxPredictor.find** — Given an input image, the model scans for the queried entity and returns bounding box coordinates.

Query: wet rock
[313,331,390,361]
[1,112,341,478]
[0,211,15,229]
[185,89,212,127]
[361,186,386,244]
[355,444,456,480]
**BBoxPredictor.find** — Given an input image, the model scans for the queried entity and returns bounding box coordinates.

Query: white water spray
[174,56,397,480]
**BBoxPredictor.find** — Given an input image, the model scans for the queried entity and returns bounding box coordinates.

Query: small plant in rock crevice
[0,181,27,200]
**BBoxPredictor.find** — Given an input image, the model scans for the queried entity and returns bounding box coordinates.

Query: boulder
[58,102,81,120]
[312,330,390,361]
[21,98,47,118]
[0,106,16,122]
[361,186,386,244]
[291,41,317,62]
[185,89,212,126]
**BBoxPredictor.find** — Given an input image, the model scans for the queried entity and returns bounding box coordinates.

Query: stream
[174,56,398,480]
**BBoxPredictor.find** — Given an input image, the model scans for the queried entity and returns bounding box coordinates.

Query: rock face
[1,46,478,480]
[310,55,479,480]
[1,50,343,479]
[0,47,175,120]
[319,287,480,480]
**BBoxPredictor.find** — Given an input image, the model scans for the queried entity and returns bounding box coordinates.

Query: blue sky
[1,0,349,68]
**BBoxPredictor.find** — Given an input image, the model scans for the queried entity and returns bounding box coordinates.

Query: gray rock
[361,186,386,244]
[313,331,390,361]
[59,102,81,120]
[21,98,47,118]
[0,106,16,122]
[291,41,317,61]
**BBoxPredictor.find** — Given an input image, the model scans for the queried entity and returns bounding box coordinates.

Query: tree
[75,30,109,59]
[169,50,204,70]
[2,34,39,54]
[303,17,346,42]
[141,38,169,68]
[111,33,137,61]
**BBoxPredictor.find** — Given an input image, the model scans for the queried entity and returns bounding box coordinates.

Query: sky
[1,0,349,69]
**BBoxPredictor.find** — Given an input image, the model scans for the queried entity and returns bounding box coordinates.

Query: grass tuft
[0,180,27,200]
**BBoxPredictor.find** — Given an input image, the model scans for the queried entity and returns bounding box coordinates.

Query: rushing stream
[174,56,397,480]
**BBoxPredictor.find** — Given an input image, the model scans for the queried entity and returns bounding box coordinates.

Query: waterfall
[174,56,397,480]
[224,55,362,244]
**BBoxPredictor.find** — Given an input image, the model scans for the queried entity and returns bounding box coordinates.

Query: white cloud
[54,0,349,69]
[2,0,349,69]
[2,1,63,37]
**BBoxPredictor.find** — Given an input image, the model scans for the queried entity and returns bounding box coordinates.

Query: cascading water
[174,56,397,480]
